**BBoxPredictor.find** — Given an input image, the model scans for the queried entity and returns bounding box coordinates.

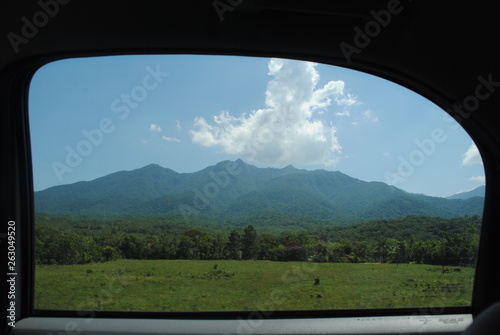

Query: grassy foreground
[35,260,474,312]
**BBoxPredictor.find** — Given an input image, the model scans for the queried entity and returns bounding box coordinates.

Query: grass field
[35,260,474,312]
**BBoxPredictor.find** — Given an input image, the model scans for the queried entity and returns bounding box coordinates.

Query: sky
[29,55,485,197]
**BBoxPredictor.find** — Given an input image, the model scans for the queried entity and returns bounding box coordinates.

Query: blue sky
[29,55,485,197]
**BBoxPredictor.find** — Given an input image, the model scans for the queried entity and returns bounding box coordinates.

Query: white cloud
[469,175,485,184]
[462,143,482,165]
[336,110,350,117]
[361,110,378,122]
[150,123,162,132]
[336,93,357,107]
[175,120,182,130]
[162,136,180,143]
[190,59,351,166]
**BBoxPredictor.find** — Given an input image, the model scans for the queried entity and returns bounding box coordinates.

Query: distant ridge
[35,160,484,223]
[447,185,485,200]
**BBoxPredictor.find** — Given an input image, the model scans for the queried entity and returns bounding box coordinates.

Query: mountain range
[35,160,484,225]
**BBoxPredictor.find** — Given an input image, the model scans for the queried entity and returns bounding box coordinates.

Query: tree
[242,225,259,260]
[227,230,242,260]
[258,234,279,260]
[211,235,227,260]
[175,235,194,259]
[198,234,215,260]
[308,241,328,262]
[102,246,119,261]
[120,235,145,259]
[269,244,287,261]
[285,245,308,261]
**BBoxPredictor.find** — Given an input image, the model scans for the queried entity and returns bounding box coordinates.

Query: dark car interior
[2,1,500,334]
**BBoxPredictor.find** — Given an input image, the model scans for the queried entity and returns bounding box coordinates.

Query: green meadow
[35,260,474,312]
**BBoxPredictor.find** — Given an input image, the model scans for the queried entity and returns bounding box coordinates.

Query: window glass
[30,55,484,312]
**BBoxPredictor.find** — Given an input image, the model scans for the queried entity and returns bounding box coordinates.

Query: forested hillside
[35,161,484,222]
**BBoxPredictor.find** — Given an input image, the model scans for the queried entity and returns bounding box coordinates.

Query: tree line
[35,215,480,267]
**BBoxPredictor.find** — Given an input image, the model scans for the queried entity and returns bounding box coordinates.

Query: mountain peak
[142,163,163,170]
[133,163,180,178]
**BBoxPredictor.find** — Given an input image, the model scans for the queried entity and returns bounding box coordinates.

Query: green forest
[35,214,481,267]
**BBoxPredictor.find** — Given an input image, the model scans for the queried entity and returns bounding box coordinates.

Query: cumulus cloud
[190,59,354,166]
[150,123,162,132]
[162,136,180,143]
[469,175,485,184]
[462,143,482,166]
